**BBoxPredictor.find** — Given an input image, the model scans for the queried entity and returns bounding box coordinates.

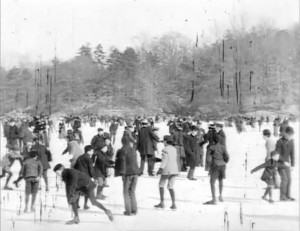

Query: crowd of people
[0,112,297,224]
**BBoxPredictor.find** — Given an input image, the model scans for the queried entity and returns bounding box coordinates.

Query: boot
[66,216,80,225]
[24,206,28,213]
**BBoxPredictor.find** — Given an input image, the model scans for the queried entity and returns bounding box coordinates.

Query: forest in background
[1,24,299,117]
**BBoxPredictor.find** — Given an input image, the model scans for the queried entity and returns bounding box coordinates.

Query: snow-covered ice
[0,121,299,231]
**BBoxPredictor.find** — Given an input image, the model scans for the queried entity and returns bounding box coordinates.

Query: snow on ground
[0,121,299,231]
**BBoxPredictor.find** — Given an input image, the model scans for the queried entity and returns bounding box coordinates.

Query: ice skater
[203,134,229,205]
[21,150,43,212]
[154,135,180,210]
[251,152,283,203]
[53,163,113,224]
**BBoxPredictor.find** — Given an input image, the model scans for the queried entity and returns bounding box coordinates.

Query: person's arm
[290,140,295,167]
[148,127,160,142]
[275,140,283,162]
[223,146,230,163]
[157,148,167,175]
[251,162,267,174]
[37,161,43,178]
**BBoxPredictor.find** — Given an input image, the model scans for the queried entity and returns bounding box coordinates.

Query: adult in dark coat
[274,126,295,201]
[115,137,140,215]
[137,120,160,176]
[109,118,119,144]
[53,164,113,224]
[184,126,199,180]
[33,138,52,191]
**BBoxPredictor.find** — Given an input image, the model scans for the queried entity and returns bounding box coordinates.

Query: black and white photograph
[0,0,299,230]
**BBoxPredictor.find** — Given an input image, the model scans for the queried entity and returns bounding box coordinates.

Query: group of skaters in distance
[0,113,296,224]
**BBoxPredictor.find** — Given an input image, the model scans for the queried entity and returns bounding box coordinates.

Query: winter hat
[53,163,64,172]
[285,126,294,135]
[98,128,104,132]
[263,129,271,137]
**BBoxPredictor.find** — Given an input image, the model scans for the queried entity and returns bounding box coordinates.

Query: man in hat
[201,123,217,173]
[274,126,295,201]
[154,135,180,209]
[184,125,199,180]
[137,119,160,176]
[53,163,113,224]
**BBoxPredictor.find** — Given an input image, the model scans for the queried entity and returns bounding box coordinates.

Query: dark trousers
[122,175,138,213]
[71,188,107,217]
[278,167,292,199]
[187,167,195,179]
[140,154,155,175]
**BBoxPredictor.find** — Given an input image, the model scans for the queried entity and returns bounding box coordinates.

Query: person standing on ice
[137,119,160,176]
[274,126,295,201]
[203,134,229,205]
[115,135,141,215]
[32,136,52,192]
[53,163,113,224]
[21,150,43,212]
[154,135,180,210]
[109,117,119,145]
[251,152,283,203]
[92,135,114,200]
[183,125,199,180]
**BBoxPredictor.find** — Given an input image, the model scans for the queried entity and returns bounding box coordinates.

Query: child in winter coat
[21,150,43,212]
[251,152,283,203]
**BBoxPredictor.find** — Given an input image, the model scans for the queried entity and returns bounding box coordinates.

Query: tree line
[1,24,299,117]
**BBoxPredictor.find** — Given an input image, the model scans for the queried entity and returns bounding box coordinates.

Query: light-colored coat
[160,145,180,175]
